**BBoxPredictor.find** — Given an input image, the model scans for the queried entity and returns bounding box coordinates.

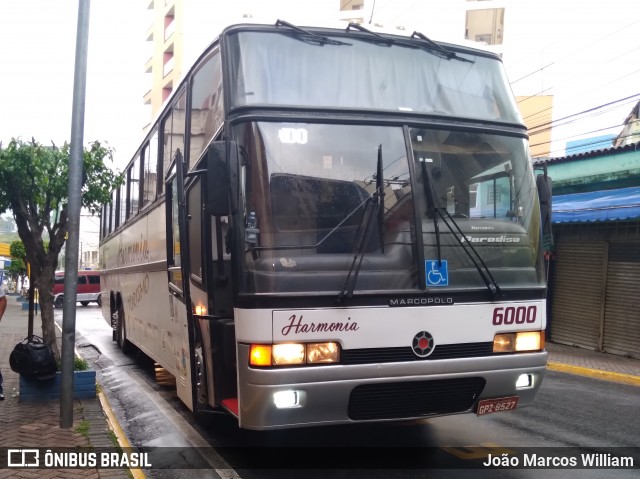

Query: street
[61,305,640,479]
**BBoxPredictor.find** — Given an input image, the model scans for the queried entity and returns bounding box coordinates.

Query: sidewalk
[1,294,639,477]
[0,295,129,479]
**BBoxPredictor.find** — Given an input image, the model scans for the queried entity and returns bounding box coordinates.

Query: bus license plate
[476,396,519,416]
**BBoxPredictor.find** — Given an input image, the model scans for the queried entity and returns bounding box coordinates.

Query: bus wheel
[54,296,64,308]
[116,303,132,354]
[80,301,89,306]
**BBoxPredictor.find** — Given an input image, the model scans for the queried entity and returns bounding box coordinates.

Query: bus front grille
[341,342,494,365]
[347,378,486,420]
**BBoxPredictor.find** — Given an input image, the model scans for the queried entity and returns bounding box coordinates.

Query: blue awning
[553,186,640,223]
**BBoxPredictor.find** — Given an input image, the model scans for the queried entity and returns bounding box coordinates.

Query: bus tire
[116,302,132,354]
[80,301,89,306]
[54,296,64,308]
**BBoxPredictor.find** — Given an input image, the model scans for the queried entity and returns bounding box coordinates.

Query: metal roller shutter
[603,242,640,359]
[550,240,607,350]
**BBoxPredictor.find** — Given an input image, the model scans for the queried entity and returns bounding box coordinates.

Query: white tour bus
[99,20,552,430]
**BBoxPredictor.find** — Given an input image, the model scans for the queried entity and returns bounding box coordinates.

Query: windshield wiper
[419,158,443,264]
[436,209,502,299]
[345,23,394,46]
[419,161,501,299]
[411,31,474,63]
[275,19,351,46]
[338,145,385,303]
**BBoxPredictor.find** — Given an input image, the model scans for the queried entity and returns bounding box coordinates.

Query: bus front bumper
[235,344,547,430]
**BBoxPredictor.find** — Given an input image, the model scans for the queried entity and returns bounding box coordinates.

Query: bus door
[165,152,196,411]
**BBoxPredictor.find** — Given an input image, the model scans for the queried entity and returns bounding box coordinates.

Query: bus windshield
[226,30,521,123]
[235,122,545,295]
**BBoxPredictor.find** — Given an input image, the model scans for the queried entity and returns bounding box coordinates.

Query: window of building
[465,8,504,45]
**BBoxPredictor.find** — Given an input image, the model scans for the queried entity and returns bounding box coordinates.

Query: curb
[98,389,147,479]
[547,361,640,387]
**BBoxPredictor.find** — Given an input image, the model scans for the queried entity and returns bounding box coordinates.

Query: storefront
[549,187,640,359]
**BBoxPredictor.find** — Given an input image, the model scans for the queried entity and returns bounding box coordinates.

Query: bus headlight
[493,331,544,353]
[249,342,341,366]
[306,342,339,363]
[272,344,305,365]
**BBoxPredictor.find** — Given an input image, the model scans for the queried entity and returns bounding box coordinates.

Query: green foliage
[75,419,90,438]
[55,356,89,371]
[9,240,26,260]
[74,356,89,371]
[0,138,124,219]
[0,137,125,356]
[7,257,26,279]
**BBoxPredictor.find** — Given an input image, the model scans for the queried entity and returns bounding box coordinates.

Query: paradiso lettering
[281,315,359,336]
[127,274,150,311]
[117,236,150,267]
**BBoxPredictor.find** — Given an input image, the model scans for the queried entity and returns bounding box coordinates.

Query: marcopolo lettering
[389,297,454,307]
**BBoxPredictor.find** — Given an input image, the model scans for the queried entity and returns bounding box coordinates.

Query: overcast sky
[1,0,639,167]
[0,0,147,170]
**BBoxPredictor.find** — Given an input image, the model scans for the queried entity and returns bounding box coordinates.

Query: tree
[8,240,28,292]
[0,138,124,358]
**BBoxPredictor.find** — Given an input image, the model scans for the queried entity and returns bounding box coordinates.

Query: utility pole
[60,0,91,428]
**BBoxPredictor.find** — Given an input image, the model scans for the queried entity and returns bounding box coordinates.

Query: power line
[529,123,623,149]
[528,97,639,135]
[527,93,640,134]
[508,17,640,86]
[531,131,638,159]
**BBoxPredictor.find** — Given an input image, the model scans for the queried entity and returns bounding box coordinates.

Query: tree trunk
[38,264,60,360]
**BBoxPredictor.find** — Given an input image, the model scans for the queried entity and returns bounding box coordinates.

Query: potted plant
[19,356,96,402]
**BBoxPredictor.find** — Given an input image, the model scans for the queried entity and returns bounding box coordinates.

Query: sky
[0,0,147,170]
[0,0,639,167]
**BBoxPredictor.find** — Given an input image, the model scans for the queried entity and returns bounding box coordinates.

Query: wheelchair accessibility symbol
[426,260,448,287]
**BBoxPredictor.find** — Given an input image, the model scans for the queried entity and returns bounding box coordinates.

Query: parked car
[53,270,102,308]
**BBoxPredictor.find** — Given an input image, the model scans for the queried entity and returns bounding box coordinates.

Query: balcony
[163,56,175,78]
[164,17,175,42]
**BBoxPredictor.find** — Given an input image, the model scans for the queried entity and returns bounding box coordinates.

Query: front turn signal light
[249,344,272,366]
[494,331,544,353]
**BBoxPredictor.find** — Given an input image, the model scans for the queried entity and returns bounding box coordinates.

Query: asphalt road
[62,305,640,479]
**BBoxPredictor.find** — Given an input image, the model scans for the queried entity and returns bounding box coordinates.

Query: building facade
[536,145,640,359]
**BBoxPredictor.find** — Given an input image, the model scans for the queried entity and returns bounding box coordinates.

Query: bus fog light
[516,374,533,388]
[274,390,300,408]
[272,343,305,365]
[306,342,340,363]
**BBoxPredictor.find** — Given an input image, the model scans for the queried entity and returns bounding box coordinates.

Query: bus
[99,20,552,430]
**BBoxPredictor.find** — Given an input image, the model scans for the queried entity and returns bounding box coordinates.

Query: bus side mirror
[206,141,239,216]
[536,173,553,250]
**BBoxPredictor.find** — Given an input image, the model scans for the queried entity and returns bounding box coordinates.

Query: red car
[53,270,101,308]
